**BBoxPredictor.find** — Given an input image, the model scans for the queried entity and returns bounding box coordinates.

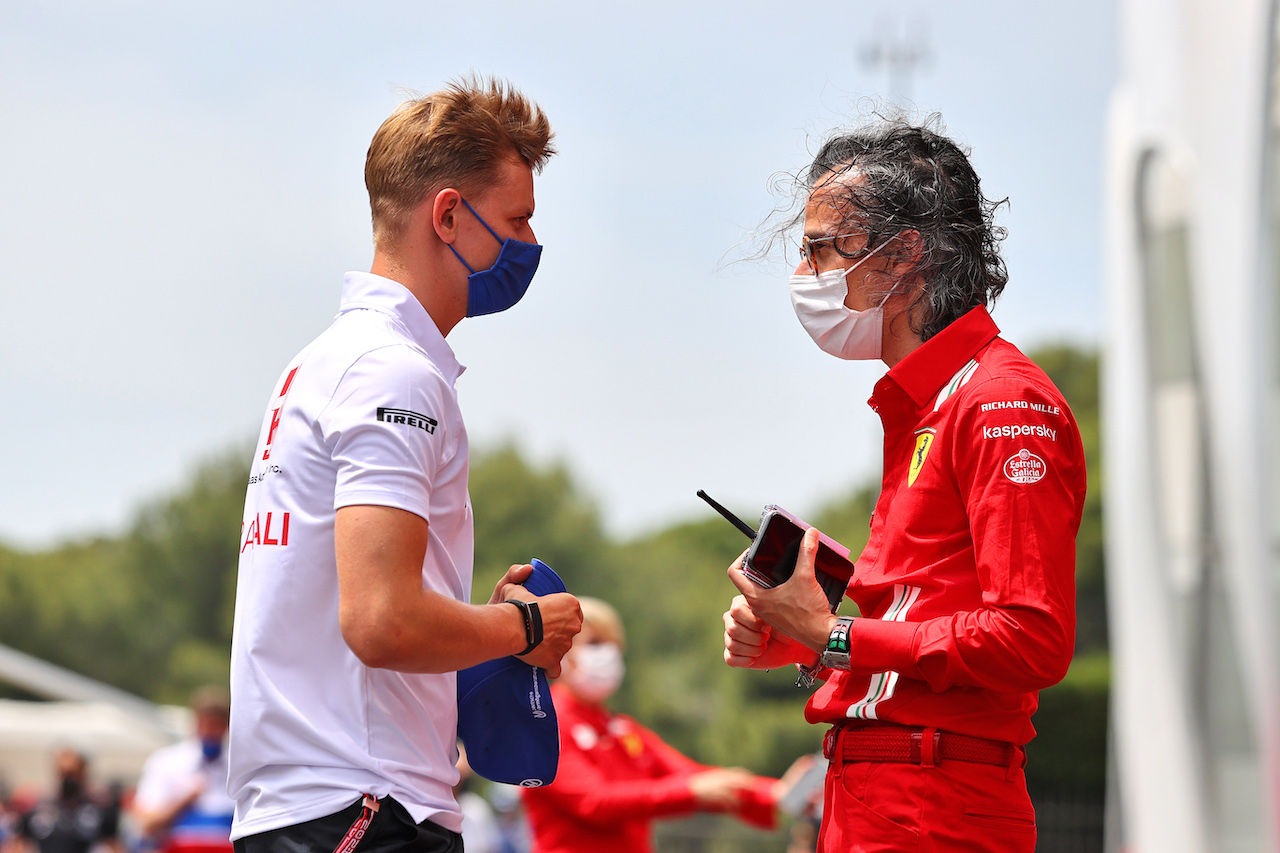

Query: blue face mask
[447,198,542,317]
[200,737,223,762]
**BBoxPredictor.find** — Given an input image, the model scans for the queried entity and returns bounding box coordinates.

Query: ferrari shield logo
[908,429,936,487]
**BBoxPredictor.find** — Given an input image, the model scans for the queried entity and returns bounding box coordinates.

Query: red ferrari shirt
[522,686,776,853]
[805,307,1086,746]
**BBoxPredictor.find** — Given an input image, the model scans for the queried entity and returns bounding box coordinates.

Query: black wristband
[506,599,543,656]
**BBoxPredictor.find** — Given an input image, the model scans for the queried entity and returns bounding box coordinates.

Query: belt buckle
[823,726,840,760]
[910,728,941,767]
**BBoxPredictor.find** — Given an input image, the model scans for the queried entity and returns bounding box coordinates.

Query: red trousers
[817,753,1036,851]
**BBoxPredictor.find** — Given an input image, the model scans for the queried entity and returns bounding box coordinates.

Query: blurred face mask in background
[563,641,625,704]
[201,737,223,762]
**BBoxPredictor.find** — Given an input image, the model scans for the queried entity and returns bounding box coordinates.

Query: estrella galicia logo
[376,407,438,434]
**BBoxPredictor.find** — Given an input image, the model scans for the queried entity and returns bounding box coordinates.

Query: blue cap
[456,559,566,787]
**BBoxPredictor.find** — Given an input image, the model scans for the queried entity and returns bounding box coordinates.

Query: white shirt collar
[337,271,465,383]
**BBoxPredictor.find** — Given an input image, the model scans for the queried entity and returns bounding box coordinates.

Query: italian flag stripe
[845,584,920,720]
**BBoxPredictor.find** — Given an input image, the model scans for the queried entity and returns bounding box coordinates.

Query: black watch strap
[507,599,543,656]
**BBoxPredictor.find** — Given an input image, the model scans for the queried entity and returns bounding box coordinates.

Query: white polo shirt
[228,272,473,839]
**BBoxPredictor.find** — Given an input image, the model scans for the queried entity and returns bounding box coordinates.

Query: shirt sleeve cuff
[846,618,921,676]
[734,777,779,829]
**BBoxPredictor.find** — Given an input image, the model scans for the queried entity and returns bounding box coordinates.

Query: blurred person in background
[7,749,120,853]
[451,748,498,853]
[0,788,17,850]
[484,786,528,853]
[721,116,1086,851]
[521,597,787,853]
[131,687,234,853]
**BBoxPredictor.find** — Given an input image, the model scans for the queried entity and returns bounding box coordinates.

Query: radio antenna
[696,490,757,539]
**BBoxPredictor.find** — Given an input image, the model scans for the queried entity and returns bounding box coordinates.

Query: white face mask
[790,239,895,361]
[563,641,625,704]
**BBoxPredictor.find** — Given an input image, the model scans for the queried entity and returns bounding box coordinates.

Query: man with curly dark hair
[721,117,1086,851]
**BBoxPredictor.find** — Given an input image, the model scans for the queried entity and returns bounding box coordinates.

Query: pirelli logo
[377,407,438,434]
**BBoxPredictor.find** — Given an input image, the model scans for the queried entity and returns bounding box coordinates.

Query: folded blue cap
[457,558,566,787]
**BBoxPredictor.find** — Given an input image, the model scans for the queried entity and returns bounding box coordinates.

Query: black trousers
[233,797,462,853]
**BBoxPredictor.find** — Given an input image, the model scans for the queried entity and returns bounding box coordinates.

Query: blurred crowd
[0,673,823,853]
[0,748,821,853]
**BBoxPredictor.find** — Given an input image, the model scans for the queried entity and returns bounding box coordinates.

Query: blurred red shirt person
[521,597,780,853]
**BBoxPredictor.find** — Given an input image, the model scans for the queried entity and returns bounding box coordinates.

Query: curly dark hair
[801,116,1008,341]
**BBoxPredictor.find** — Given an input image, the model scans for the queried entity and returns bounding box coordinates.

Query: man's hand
[726,529,839,654]
[133,775,205,837]
[687,767,757,810]
[723,593,817,670]
[486,564,583,678]
[508,590,581,678]
[486,562,534,605]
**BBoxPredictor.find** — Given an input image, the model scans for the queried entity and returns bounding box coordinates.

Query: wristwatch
[819,616,856,670]
[795,616,857,688]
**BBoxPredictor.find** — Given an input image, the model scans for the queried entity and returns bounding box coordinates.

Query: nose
[793,259,810,277]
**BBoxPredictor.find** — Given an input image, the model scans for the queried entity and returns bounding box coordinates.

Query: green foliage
[0,447,247,702]
[0,535,142,691]
[1026,652,1110,797]
[469,444,610,601]
[0,343,1106,792]
[1029,345,1106,653]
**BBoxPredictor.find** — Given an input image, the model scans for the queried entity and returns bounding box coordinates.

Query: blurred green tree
[1030,345,1105,653]
[468,443,611,601]
[0,447,248,702]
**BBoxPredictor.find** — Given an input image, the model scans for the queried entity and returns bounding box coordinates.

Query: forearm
[134,787,201,837]
[535,776,702,826]
[134,807,178,838]
[341,589,527,672]
[845,604,1074,692]
[336,504,528,672]
[734,777,781,829]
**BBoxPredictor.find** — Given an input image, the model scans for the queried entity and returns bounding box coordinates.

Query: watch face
[821,617,855,670]
[827,617,853,653]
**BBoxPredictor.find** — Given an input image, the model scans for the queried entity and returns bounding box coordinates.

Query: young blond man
[228,78,582,853]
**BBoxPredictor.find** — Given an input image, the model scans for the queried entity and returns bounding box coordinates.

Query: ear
[431,188,463,243]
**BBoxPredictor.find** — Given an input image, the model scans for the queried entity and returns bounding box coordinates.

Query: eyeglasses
[798,231,871,274]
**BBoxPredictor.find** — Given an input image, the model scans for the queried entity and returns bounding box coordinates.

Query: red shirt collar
[883,306,1000,408]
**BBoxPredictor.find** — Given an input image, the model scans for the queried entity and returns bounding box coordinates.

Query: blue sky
[0,1,1117,548]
